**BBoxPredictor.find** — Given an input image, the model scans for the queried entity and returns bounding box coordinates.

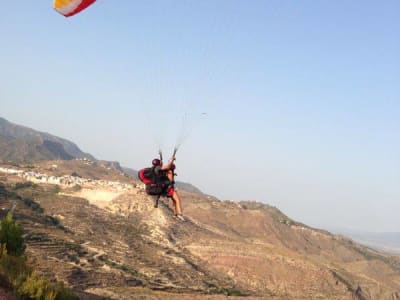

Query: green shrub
[53,185,61,194]
[0,250,78,300]
[17,272,53,300]
[0,215,78,299]
[0,247,30,282]
[17,272,78,300]
[0,213,25,256]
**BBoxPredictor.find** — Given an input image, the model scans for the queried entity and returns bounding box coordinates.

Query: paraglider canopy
[54,0,96,17]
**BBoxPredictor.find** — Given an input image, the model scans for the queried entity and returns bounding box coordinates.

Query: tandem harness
[138,167,174,197]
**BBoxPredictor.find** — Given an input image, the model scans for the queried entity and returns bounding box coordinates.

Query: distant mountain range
[330,228,400,254]
[0,117,95,162]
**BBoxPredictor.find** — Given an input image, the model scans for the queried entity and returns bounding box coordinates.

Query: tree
[0,213,25,256]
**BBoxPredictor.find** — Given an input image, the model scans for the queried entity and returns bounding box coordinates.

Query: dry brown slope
[0,179,239,298]
[181,191,400,299]
[1,165,399,299]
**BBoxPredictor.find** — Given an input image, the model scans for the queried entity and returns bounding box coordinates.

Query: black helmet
[152,158,161,166]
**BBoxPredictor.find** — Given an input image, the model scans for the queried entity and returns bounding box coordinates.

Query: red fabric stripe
[65,0,96,17]
[138,169,152,185]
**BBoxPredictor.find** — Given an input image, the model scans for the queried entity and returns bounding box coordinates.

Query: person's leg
[172,191,182,215]
[171,197,177,215]
[167,186,181,216]
[153,195,160,208]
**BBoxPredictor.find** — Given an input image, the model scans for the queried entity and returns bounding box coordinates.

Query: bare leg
[166,170,182,216]
[171,198,177,215]
[172,191,182,215]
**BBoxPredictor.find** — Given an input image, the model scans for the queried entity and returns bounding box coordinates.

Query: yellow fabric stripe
[54,0,83,14]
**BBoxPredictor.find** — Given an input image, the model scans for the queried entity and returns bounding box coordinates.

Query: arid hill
[0,117,95,162]
[0,160,399,299]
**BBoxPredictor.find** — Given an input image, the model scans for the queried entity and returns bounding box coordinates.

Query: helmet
[152,158,161,166]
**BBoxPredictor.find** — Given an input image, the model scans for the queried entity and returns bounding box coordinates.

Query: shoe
[176,215,185,221]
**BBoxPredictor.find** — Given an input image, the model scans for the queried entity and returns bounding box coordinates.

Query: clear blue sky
[1,1,399,232]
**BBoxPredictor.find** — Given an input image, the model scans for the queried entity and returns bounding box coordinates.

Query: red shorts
[167,186,174,197]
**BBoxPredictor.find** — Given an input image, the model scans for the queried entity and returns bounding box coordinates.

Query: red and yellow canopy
[54,0,96,17]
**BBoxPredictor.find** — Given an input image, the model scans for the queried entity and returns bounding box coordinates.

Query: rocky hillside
[1,160,399,299]
[0,117,95,162]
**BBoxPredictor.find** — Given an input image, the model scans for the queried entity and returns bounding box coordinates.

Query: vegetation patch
[0,213,78,299]
[2,183,67,231]
[210,287,248,296]
[53,185,61,194]
[270,212,296,226]
[16,271,78,300]
[0,183,20,201]
[14,181,37,190]
[23,197,44,213]
[99,256,147,281]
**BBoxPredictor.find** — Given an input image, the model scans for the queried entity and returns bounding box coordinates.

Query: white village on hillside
[0,162,136,192]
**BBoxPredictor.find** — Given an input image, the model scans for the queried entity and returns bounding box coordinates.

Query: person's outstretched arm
[161,156,175,171]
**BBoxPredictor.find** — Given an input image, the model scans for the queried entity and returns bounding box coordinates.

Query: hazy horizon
[1,1,399,232]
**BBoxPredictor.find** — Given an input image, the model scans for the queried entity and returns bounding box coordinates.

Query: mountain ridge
[0,116,95,162]
[329,228,400,254]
